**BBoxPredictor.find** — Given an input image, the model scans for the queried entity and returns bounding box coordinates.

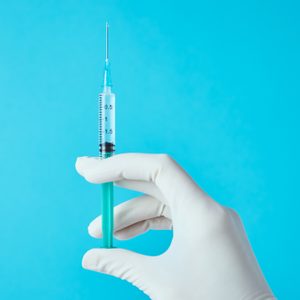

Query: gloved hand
[76,153,275,300]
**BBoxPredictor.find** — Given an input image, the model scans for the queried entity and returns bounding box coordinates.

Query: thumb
[82,248,150,284]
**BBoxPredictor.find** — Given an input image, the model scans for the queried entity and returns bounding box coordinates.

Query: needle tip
[105,22,109,61]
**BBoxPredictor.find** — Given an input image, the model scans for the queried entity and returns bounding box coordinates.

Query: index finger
[75,153,212,210]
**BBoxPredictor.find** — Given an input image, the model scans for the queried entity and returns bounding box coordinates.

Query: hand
[76,153,275,300]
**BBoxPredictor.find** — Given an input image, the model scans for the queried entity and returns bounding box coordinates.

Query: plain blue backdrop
[0,0,299,299]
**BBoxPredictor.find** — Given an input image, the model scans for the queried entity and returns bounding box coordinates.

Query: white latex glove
[76,153,275,300]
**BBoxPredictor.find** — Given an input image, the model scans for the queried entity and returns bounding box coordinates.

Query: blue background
[0,0,299,299]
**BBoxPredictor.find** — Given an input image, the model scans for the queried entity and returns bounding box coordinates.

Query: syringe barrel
[99,89,116,154]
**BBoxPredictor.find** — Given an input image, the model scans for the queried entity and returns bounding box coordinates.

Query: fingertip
[75,157,83,175]
[82,248,111,271]
[88,224,102,239]
[76,156,101,170]
[75,156,89,175]
[81,248,106,272]
[75,157,103,183]
[82,248,98,270]
[82,248,120,272]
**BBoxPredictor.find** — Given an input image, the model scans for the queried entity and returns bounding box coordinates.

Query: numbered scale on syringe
[99,90,115,154]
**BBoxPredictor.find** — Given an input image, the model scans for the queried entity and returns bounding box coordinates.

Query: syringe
[99,22,115,248]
